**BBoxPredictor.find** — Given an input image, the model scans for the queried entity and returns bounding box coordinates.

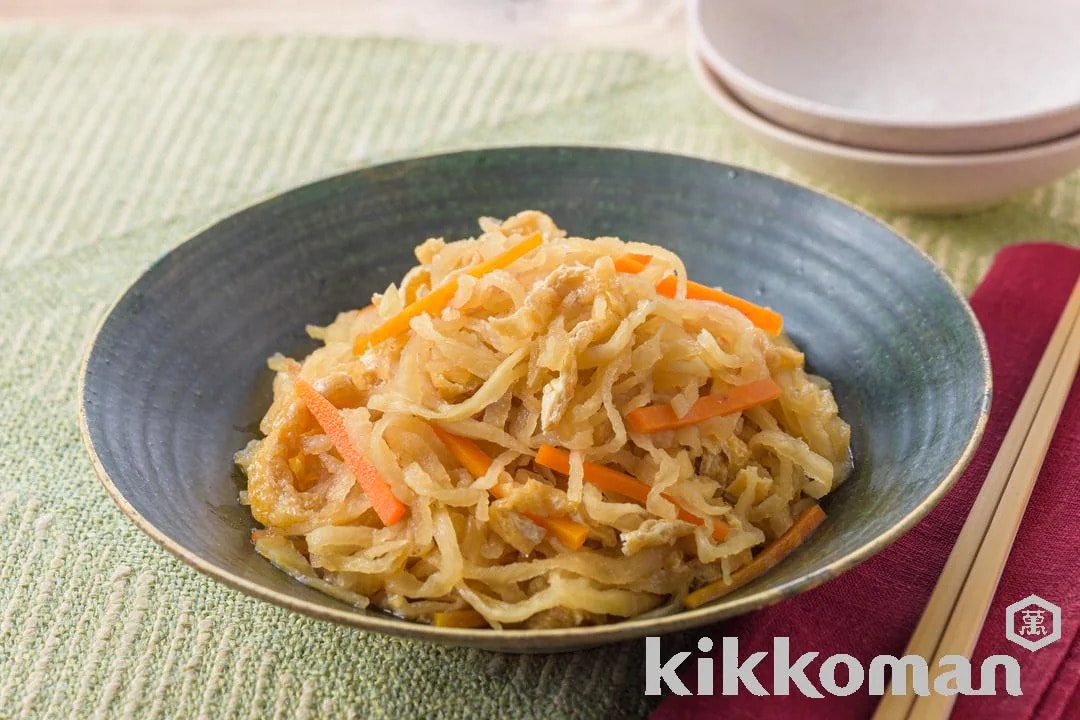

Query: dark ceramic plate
[79,147,990,652]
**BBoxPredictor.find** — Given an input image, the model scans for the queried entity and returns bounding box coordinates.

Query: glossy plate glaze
[80,147,990,653]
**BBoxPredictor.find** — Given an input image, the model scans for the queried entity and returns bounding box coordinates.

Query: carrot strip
[615,254,783,335]
[432,426,590,550]
[432,609,488,628]
[614,254,654,273]
[291,373,406,526]
[463,231,544,277]
[684,503,826,609]
[531,515,590,550]
[354,232,543,353]
[353,282,458,354]
[626,377,782,434]
[536,445,649,503]
[432,425,493,479]
[535,445,728,541]
[658,276,784,335]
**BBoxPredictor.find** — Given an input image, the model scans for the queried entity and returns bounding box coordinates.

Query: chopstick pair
[874,275,1080,720]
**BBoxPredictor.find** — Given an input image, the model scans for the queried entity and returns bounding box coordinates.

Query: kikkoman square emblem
[1005,594,1061,652]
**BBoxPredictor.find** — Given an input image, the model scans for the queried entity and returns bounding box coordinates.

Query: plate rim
[78,144,992,650]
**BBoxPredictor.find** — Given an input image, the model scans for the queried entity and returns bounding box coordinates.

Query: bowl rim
[689,46,1080,167]
[78,145,992,648]
[689,0,1080,133]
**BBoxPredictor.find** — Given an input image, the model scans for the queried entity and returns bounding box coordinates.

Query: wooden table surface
[3,0,687,54]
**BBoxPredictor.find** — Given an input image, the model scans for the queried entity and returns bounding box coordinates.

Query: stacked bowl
[689,0,1080,212]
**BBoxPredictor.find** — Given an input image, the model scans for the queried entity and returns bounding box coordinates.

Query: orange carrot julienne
[432,425,493,479]
[626,377,782,434]
[353,282,458,354]
[291,373,406,526]
[657,276,784,335]
[432,426,590,550]
[615,254,783,335]
[432,609,488,628]
[463,231,544,277]
[613,255,651,274]
[354,232,543,354]
[535,445,728,542]
[684,503,826,609]
[536,445,648,503]
[529,514,590,550]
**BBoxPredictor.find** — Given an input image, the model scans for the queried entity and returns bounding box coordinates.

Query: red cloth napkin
[653,243,1080,720]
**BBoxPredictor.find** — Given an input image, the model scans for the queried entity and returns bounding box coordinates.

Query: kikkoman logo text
[646,594,1062,698]
[645,637,1021,698]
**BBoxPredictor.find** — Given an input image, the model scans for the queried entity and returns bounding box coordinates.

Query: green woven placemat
[2,27,1079,720]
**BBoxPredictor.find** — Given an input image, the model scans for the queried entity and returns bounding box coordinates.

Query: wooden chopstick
[913,281,1080,717]
[874,276,1080,720]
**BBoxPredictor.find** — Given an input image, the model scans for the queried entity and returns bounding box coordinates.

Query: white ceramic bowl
[690,50,1080,213]
[690,0,1080,153]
